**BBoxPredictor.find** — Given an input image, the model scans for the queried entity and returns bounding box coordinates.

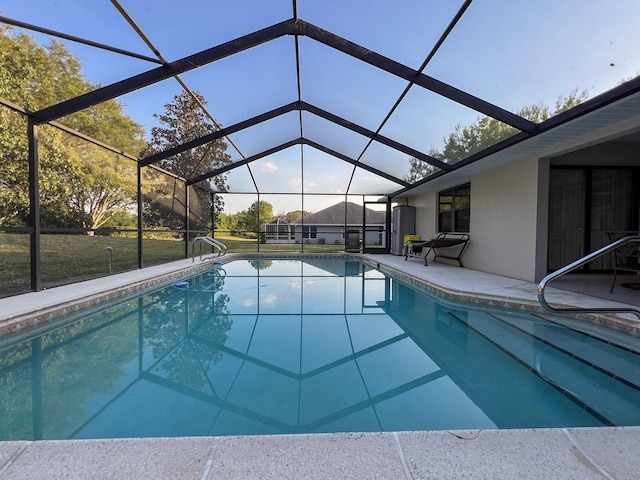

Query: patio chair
[405,233,470,266]
[345,230,361,253]
[607,232,640,293]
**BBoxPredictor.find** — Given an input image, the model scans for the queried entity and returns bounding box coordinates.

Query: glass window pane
[455,209,470,233]
[439,213,452,232]
[455,197,470,209]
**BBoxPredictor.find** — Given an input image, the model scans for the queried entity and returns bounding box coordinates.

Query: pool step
[496,313,640,388]
[458,310,640,426]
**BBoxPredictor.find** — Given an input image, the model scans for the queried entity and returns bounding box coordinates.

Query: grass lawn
[0,233,186,296]
[0,233,347,297]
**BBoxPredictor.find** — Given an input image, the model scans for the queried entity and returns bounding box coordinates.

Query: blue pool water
[1,258,639,440]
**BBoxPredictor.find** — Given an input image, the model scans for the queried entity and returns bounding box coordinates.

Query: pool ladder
[538,235,640,318]
[191,236,227,262]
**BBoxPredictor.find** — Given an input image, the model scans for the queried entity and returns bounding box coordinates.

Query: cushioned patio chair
[405,233,470,266]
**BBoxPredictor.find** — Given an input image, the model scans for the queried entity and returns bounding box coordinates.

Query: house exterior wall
[470,156,543,282]
[290,226,384,245]
[293,226,344,245]
[407,155,545,282]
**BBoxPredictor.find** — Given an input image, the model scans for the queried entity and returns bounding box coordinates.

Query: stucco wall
[407,156,544,282]
[469,157,542,281]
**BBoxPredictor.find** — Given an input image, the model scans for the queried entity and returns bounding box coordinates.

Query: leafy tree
[0,27,147,230]
[276,210,311,222]
[59,86,148,233]
[142,279,231,389]
[216,211,243,236]
[102,211,138,230]
[0,300,141,440]
[405,90,588,183]
[0,29,80,226]
[242,200,274,232]
[404,148,443,187]
[141,91,232,230]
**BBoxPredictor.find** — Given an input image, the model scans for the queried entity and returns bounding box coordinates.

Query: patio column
[137,163,143,268]
[27,118,41,291]
[185,183,190,259]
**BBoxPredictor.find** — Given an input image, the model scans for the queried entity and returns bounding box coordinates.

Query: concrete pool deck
[1,427,640,479]
[1,253,639,478]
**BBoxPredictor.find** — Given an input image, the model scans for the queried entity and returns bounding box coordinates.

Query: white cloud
[261,294,278,305]
[260,161,278,173]
[288,177,302,188]
[287,178,316,190]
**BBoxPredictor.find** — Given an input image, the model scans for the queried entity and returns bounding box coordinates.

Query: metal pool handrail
[191,236,227,262]
[538,235,640,318]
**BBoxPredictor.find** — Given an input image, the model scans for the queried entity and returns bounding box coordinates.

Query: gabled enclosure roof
[2,0,640,204]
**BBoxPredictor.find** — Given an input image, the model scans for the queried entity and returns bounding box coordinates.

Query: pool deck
[1,253,639,479]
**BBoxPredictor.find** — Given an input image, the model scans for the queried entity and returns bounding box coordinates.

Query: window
[302,226,317,239]
[438,183,470,232]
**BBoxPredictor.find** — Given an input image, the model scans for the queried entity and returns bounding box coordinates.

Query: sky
[2,0,640,214]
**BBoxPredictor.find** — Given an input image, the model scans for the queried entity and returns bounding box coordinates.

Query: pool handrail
[191,236,227,262]
[538,235,640,319]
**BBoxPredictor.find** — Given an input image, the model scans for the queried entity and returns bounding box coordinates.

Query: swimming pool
[0,257,639,440]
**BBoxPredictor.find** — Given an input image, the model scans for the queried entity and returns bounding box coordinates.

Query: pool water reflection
[0,258,638,440]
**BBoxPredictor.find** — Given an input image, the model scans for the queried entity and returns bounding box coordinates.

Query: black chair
[607,232,640,293]
[404,233,470,266]
[345,230,361,253]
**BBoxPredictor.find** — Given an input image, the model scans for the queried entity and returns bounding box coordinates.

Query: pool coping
[1,252,639,340]
[1,427,639,479]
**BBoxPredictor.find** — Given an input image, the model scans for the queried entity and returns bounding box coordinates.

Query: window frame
[302,225,317,239]
[438,183,470,233]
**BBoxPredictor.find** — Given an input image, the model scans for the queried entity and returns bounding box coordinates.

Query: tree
[276,210,311,222]
[404,148,443,187]
[141,91,232,230]
[242,200,274,232]
[0,27,147,230]
[405,90,588,183]
[216,211,243,236]
[0,29,82,226]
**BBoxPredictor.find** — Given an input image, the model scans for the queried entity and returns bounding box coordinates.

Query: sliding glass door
[548,167,638,271]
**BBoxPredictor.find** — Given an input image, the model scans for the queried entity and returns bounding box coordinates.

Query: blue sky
[2,0,640,213]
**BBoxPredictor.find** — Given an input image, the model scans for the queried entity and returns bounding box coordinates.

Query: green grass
[0,233,186,296]
[0,233,347,297]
